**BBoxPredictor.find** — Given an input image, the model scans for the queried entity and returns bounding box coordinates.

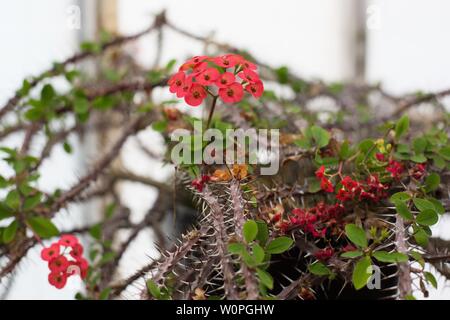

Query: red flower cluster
[386,160,404,180]
[314,247,335,261]
[168,54,264,106]
[289,202,344,239]
[411,163,426,180]
[191,175,211,192]
[336,175,388,202]
[40,235,88,289]
[315,165,334,193]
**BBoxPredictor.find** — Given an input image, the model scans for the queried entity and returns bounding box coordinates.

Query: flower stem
[206,95,218,130]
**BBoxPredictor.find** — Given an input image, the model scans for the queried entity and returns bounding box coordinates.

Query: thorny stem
[206,95,218,130]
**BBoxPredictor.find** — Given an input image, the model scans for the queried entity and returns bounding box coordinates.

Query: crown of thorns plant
[0,11,449,300]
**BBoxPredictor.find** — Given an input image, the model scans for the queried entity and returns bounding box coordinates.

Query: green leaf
[243,220,258,243]
[3,220,18,243]
[424,173,440,192]
[341,250,363,258]
[228,242,245,254]
[390,192,411,203]
[424,271,438,289]
[413,198,435,212]
[438,146,450,160]
[41,84,55,104]
[146,280,161,299]
[352,256,373,290]
[394,200,413,220]
[27,216,59,238]
[255,220,269,245]
[63,142,72,154]
[310,126,330,148]
[74,97,89,114]
[252,243,265,264]
[308,261,332,276]
[395,115,409,139]
[89,224,102,240]
[0,203,14,220]
[413,226,429,247]
[256,268,274,289]
[372,251,408,263]
[345,224,368,248]
[5,190,20,210]
[265,236,293,254]
[413,137,427,154]
[23,193,42,211]
[409,251,425,268]
[410,154,427,163]
[339,140,351,160]
[416,209,438,226]
[152,120,167,132]
[428,198,445,215]
[276,66,289,84]
[99,288,111,300]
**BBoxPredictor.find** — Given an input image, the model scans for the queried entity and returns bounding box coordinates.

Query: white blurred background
[0,0,449,299]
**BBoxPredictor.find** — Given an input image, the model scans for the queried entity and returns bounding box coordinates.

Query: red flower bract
[49,255,69,273]
[320,177,334,193]
[314,247,334,261]
[70,243,84,260]
[168,71,185,94]
[48,272,67,289]
[219,82,244,104]
[179,55,208,71]
[196,68,220,85]
[185,85,207,106]
[245,81,264,98]
[216,72,236,88]
[315,165,326,179]
[41,243,60,261]
[213,54,242,68]
[238,69,260,84]
[59,234,79,247]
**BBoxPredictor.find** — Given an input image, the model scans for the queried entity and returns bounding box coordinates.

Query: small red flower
[213,54,242,68]
[242,59,257,70]
[59,234,79,247]
[216,72,236,88]
[219,82,244,104]
[179,55,208,71]
[48,272,68,289]
[196,68,220,86]
[168,71,186,95]
[342,244,357,252]
[40,243,60,262]
[191,175,211,192]
[386,160,404,180]
[375,153,386,162]
[238,69,260,83]
[314,247,334,261]
[320,177,334,193]
[411,163,426,180]
[245,81,264,98]
[49,255,69,273]
[70,243,84,260]
[315,165,326,179]
[176,75,193,98]
[185,85,207,106]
